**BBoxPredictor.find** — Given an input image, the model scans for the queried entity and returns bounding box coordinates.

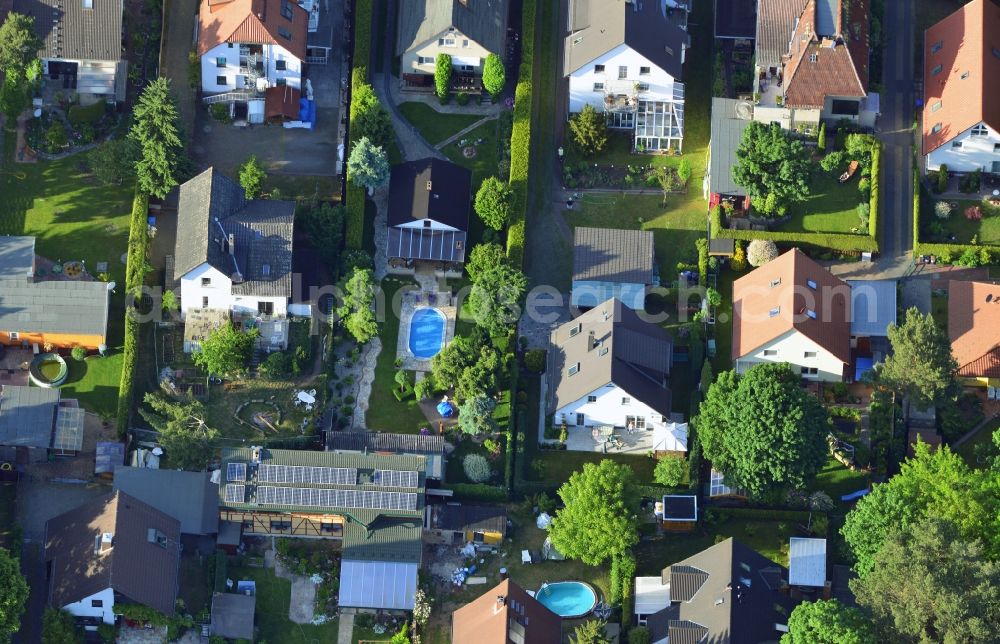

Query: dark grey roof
[564,0,689,79]
[211,592,255,640]
[709,98,753,197]
[326,431,446,455]
[431,503,507,535]
[387,159,471,230]
[573,227,654,284]
[396,0,509,56]
[15,0,124,61]
[661,538,800,644]
[387,228,467,263]
[662,495,697,521]
[647,605,680,643]
[715,0,757,39]
[0,386,58,448]
[0,237,35,279]
[708,238,736,256]
[113,467,220,535]
[0,278,110,337]
[548,298,673,417]
[174,167,295,298]
[755,0,808,69]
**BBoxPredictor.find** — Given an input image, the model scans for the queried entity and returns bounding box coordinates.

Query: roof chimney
[426,180,433,191]
[493,594,506,614]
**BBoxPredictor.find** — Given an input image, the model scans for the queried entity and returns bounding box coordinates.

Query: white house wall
[926,122,1000,172]
[401,28,493,76]
[232,294,288,317]
[179,263,233,317]
[735,328,845,382]
[571,280,646,311]
[555,382,671,431]
[567,44,682,114]
[61,587,116,624]
[200,42,303,94]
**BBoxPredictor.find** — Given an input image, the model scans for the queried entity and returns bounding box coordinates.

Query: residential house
[948,280,1000,387]
[564,0,691,152]
[387,158,471,274]
[210,592,255,640]
[921,0,1000,172]
[44,490,181,625]
[572,227,655,311]
[732,248,852,381]
[171,168,298,351]
[0,236,110,350]
[16,0,126,101]
[715,0,757,40]
[707,97,754,212]
[197,0,309,101]
[547,298,677,441]
[633,538,799,643]
[113,467,219,535]
[0,386,85,461]
[789,537,827,589]
[396,0,509,88]
[326,431,447,482]
[219,447,426,610]
[425,503,507,546]
[452,579,562,644]
[753,0,875,131]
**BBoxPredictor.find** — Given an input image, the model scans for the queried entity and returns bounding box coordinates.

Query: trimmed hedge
[344,0,375,249]
[504,359,519,494]
[352,0,373,72]
[445,483,509,502]
[868,143,881,241]
[710,208,878,253]
[116,190,150,436]
[506,0,537,267]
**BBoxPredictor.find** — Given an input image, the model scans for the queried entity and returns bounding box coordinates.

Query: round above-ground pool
[536,581,598,619]
[408,307,446,359]
[28,353,69,387]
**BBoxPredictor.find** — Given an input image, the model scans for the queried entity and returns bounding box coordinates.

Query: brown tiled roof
[732,248,852,363]
[45,491,181,615]
[197,0,309,59]
[921,0,1000,154]
[948,280,1000,378]
[452,579,562,644]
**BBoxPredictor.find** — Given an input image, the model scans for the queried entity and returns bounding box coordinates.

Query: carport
[338,560,418,610]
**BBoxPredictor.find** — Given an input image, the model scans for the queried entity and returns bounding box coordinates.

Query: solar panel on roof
[224,484,246,504]
[255,486,417,511]
[373,469,419,488]
[257,463,357,485]
[227,462,247,482]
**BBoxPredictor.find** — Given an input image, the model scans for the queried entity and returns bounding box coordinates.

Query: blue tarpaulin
[436,401,455,417]
[855,356,874,381]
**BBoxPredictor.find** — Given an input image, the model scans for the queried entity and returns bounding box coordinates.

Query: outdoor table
[296,391,316,405]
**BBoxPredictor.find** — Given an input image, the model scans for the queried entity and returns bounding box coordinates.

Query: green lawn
[227,567,339,643]
[564,132,681,170]
[0,137,132,417]
[776,171,866,234]
[923,198,1000,245]
[397,102,484,145]
[441,119,500,190]
[808,456,870,502]
[956,417,1000,470]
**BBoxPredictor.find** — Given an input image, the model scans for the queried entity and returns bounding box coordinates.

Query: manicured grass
[808,456,870,503]
[441,119,500,191]
[59,355,125,419]
[365,277,430,433]
[776,171,866,234]
[931,291,949,332]
[924,198,1000,245]
[711,268,736,373]
[956,417,1000,470]
[227,567,338,643]
[564,132,680,170]
[397,102,484,145]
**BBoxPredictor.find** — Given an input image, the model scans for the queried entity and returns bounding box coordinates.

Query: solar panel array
[256,485,417,511]
[258,463,357,485]
[224,484,246,504]
[373,469,419,489]
[227,462,247,482]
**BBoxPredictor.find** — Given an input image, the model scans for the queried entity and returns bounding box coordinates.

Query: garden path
[273,552,318,624]
[435,115,498,150]
[337,612,355,644]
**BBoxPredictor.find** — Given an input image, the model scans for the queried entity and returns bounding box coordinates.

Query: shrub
[628,627,652,644]
[965,205,983,221]
[677,157,692,185]
[462,454,493,483]
[46,121,68,150]
[506,0,536,267]
[434,53,452,99]
[731,240,747,270]
[936,164,949,193]
[817,121,826,152]
[209,102,230,123]
[856,202,870,229]
[67,101,106,126]
[955,248,980,267]
[482,53,506,99]
[747,239,779,266]
[455,91,470,106]
[934,201,953,219]
[260,351,291,378]
[70,346,87,361]
[820,150,848,173]
[653,456,687,487]
[524,349,545,372]
[858,177,870,195]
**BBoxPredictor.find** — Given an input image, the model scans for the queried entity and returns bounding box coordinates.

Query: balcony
[602,80,648,113]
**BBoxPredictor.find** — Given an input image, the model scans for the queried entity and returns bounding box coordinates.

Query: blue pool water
[408,308,446,359]
[535,582,598,618]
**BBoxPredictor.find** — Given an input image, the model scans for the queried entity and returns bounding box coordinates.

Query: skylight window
[568,363,580,376]
[769,307,780,318]
[806,279,817,290]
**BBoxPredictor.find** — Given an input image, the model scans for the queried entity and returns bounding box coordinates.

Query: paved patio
[564,425,657,454]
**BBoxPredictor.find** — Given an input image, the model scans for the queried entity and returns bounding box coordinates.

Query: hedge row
[710,208,879,253]
[868,143,881,241]
[115,190,150,436]
[445,483,509,502]
[505,0,537,267]
[344,0,375,249]
[504,359,519,494]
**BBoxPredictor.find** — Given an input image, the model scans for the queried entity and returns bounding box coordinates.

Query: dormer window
[931,40,943,54]
[806,309,817,319]
[971,124,989,136]
[806,279,817,290]
[808,53,818,63]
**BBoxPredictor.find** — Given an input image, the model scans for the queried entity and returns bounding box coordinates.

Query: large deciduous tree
[851,518,1000,643]
[781,600,875,644]
[0,547,28,642]
[467,261,527,337]
[139,394,220,471]
[430,332,501,402]
[569,104,608,156]
[876,306,958,412]
[87,138,139,186]
[0,12,41,78]
[465,242,507,282]
[458,395,498,436]
[841,442,1000,578]
[129,77,185,198]
[338,268,379,343]
[474,176,513,230]
[347,136,390,194]
[732,121,811,216]
[481,53,506,99]
[42,608,83,644]
[696,363,829,497]
[192,321,258,377]
[549,460,640,566]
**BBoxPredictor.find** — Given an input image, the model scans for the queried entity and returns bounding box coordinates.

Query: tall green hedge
[506,0,537,267]
[344,0,376,249]
[868,143,881,241]
[504,358,519,495]
[116,190,150,436]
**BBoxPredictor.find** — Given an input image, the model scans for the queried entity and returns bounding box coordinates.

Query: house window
[953,141,963,149]
[242,520,254,529]
[806,309,817,319]
[931,123,942,134]
[809,53,818,63]
[202,297,209,309]
[216,57,227,67]
[418,56,433,64]
[462,39,469,47]
[639,66,650,75]
[804,351,817,358]
[201,277,211,286]
[622,397,631,405]
[277,27,292,40]
[276,77,287,86]
[618,66,628,79]
[8,332,18,341]
[91,599,103,607]
[637,82,649,91]
[587,395,597,403]
[276,59,287,71]
[931,100,942,112]
[216,75,228,86]
[270,520,292,531]
[83,0,93,7]
[994,143,1000,152]
[769,278,781,288]
[439,38,456,46]
[262,263,271,277]
[931,64,942,76]
[931,40,943,54]
[806,279,817,289]
[971,124,989,136]
[569,323,582,337]
[769,307,780,318]
[281,0,294,20]
[320,522,338,533]
[626,415,646,430]
[568,363,580,376]
[801,366,818,376]
[258,301,274,316]
[594,64,605,73]
[593,82,604,92]
[763,349,778,356]
[576,413,585,426]
[961,71,970,79]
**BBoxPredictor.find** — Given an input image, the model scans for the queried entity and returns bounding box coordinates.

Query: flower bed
[26,103,118,154]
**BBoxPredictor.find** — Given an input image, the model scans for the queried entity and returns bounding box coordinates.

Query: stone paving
[396,290,458,372]
[274,555,318,624]
[375,72,444,161]
[392,82,505,117]
[350,336,381,429]
[516,295,573,349]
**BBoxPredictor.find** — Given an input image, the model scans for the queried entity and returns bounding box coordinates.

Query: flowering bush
[463,454,493,483]
[934,201,953,219]
[747,239,780,267]
[965,205,983,221]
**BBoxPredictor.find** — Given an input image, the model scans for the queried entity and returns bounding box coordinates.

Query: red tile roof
[921,0,1000,154]
[948,280,1000,378]
[198,0,309,59]
[452,579,562,644]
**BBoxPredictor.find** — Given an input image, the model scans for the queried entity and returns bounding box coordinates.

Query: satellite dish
[107,281,116,290]
[735,101,754,120]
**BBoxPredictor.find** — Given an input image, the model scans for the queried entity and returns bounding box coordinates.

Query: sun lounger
[839,160,860,183]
